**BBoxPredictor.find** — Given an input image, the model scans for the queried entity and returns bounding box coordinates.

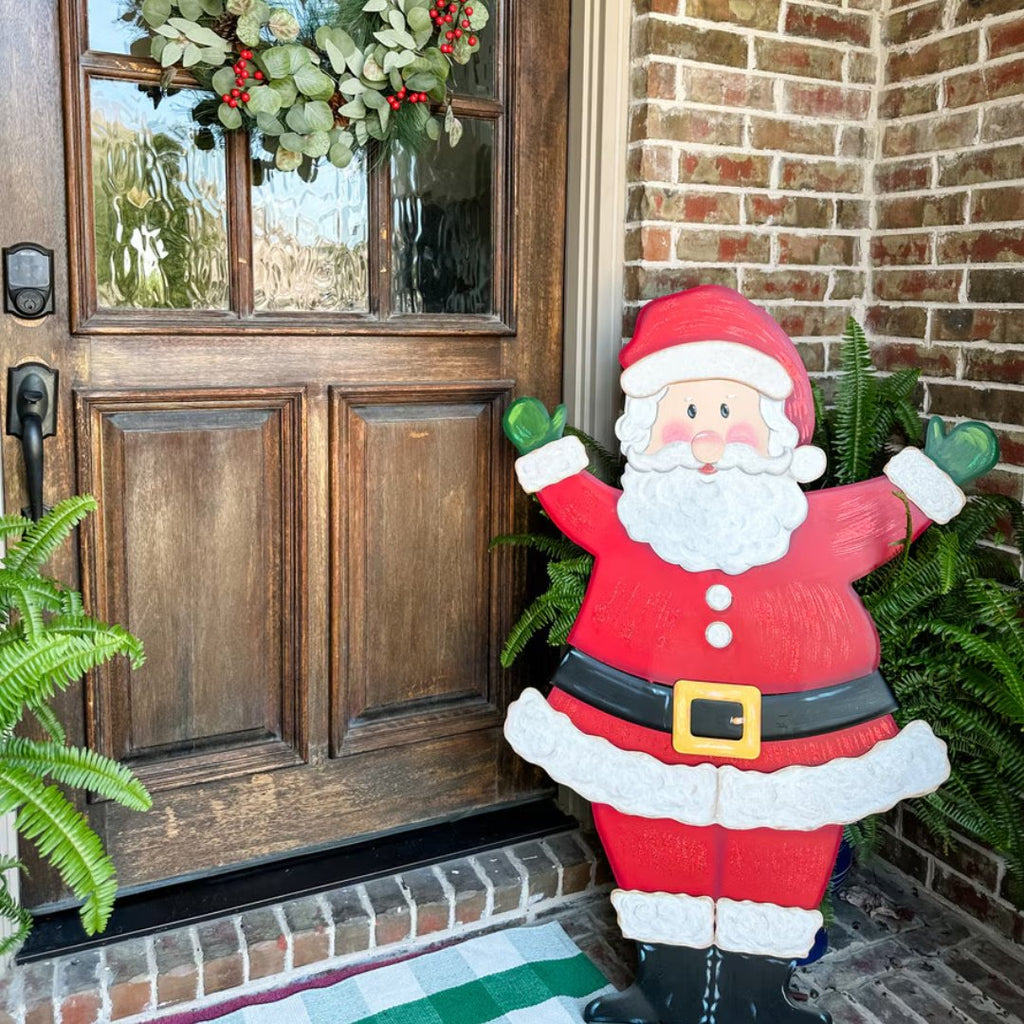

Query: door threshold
[19,798,574,963]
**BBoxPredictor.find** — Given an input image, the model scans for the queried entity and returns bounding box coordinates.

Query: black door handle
[6,362,58,522]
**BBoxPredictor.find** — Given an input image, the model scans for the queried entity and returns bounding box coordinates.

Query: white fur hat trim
[621,341,793,399]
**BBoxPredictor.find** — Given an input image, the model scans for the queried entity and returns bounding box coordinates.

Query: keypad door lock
[3,243,55,320]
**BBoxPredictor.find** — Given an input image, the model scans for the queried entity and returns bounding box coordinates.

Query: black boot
[584,942,714,1023]
[710,949,832,1023]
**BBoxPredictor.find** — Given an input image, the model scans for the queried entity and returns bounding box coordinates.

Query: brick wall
[873,0,1024,506]
[627,0,1024,500]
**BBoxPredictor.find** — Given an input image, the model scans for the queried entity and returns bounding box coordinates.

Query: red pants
[548,688,898,911]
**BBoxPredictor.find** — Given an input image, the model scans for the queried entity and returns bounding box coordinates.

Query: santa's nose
[692,431,726,464]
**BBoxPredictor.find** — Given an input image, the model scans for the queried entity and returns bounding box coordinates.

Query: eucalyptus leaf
[304,99,335,131]
[154,24,181,38]
[279,131,306,152]
[316,26,356,57]
[323,38,348,74]
[339,77,367,96]
[182,42,202,66]
[301,131,331,157]
[293,63,335,99]
[246,85,282,114]
[218,101,243,129]
[444,103,455,131]
[446,115,462,145]
[363,0,388,10]
[291,46,317,71]
[199,0,225,14]
[378,99,390,131]
[174,20,230,47]
[354,119,369,145]
[198,45,226,63]
[268,76,298,106]
[373,30,398,47]
[404,72,437,91]
[255,110,286,134]
[150,35,167,61]
[406,7,430,34]
[388,9,406,31]
[467,4,488,30]
[177,0,203,19]
[426,116,442,142]
[141,0,172,27]
[333,129,355,148]
[346,49,365,76]
[261,46,294,79]
[268,8,300,42]
[130,36,151,58]
[227,0,255,13]
[236,12,263,45]
[452,35,472,65]
[275,147,303,171]
[365,114,385,141]
[362,56,385,82]
[340,97,367,119]
[329,143,354,169]
[389,68,403,91]
[362,88,385,110]
[391,28,416,48]
[161,40,184,65]
[285,103,310,133]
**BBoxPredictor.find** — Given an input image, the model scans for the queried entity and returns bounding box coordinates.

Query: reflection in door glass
[91,80,230,310]
[450,4,497,99]
[252,159,369,313]
[391,119,493,315]
[87,0,147,56]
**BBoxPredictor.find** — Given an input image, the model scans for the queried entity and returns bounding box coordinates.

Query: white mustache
[626,441,794,477]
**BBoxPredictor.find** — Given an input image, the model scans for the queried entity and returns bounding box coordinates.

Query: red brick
[871,233,932,266]
[886,1,944,45]
[928,380,1024,429]
[767,305,849,337]
[685,0,780,29]
[971,185,1024,223]
[25,1008,54,1024]
[743,269,830,301]
[58,995,101,1024]
[886,32,980,84]
[956,0,1024,25]
[875,158,932,193]
[873,268,962,301]
[679,67,776,110]
[882,111,978,158]
[751,117,836,156]
[632,105,745,146]
[867,305,929,338]
[981,103,1024,143]
[878,193,966,229]
[634,61,677,101]
[403,866,450,936]
[744,194,832,228]
[838,126,868,159]
[109,980,151,1021]
[754,38,843,80]
[933,307,1024,343]
[969,267,1024,302]
[628,186,740,223]
[848,50,877,84]
[625,265,739,302]
[871,340,958,376]
[964,347,1024,382]
[625,226,672,262]
[684,192,741,224]
[785,3,872,47]
[879,83,939,119]
[937,143,1024,187]
[627,144,674,182]
[676,228,770,263]
[778,233,858,265]
[947,58,1024,109]
[783,82,872,120]
[831,269,866,300]
[938,228,1024,263]
[677,151,771,187]
[248,939,287,981]
[988,16,1024,58]
[637,19,748,67]
[837,198,869,229]
[779,159,863,193]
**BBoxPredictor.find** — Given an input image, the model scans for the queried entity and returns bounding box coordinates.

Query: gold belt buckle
[672,679,763,760]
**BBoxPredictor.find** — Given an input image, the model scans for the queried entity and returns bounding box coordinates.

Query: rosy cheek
[725,423,761,449]
[660,420,695,445]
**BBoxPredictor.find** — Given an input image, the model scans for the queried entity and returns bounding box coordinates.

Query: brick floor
[558,860,1024,1024]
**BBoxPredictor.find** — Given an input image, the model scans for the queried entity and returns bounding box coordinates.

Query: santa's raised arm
[501,286,999,1024]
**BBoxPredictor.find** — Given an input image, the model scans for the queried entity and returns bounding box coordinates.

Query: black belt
[552,649,897,744]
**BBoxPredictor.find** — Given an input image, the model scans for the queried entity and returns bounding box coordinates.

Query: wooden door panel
[76,389,306,793]
[332,384,512,757]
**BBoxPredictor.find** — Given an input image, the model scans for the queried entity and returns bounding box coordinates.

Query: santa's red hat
[620,285,816,446]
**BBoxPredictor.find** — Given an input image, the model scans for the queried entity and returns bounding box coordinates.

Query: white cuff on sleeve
[514,435,588,494]
[884,446,965,525]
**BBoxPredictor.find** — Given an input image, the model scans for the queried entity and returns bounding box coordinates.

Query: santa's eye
[686,404,697,419]
[720,403,730,418]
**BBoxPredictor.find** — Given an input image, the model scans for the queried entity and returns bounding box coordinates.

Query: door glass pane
[391,119,494,315]
[91,80,230,310]
[252,159,370,313]
[451,6,496,99]
[88,0,146,56]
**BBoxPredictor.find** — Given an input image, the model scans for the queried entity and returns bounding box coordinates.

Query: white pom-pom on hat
[790,445,827,483]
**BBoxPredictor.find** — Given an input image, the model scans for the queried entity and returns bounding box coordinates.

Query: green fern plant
[498,318,1024,899]
[0,496,150,953]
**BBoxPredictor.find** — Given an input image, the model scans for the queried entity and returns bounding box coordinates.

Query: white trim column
[563,0,632,448]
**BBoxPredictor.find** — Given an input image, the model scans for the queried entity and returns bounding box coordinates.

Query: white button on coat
[705,585,733,611]
[705,621,733,649]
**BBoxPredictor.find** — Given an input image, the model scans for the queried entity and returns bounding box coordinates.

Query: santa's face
[615,380,810,576]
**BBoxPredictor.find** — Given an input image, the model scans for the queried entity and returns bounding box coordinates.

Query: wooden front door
[2,0,567,908]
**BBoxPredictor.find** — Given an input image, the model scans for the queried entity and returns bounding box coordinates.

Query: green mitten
[503,397,567,455]
[924,416,1000,486]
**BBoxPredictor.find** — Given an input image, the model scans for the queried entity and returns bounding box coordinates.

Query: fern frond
[26,698,66,745]
[0,765,118,935]
[0,515,34,543]
[566,427,624,486]
[0,874,32,957]
[500,594,561,669]
[0,737,151,811]
[833,317,878,484]
[3,496,98,574]
[490,532,585,560]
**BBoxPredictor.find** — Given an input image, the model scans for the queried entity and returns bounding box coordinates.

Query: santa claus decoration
[501,285,1000,1024]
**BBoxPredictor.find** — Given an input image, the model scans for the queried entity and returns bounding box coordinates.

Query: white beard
[616,443,809,575]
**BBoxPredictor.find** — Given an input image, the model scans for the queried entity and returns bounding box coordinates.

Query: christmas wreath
[133,0,489,173]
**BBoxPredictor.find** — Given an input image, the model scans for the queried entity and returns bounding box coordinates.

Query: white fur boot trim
[611,890,716,948]
[504,688,718,825]
[715,898,822,958]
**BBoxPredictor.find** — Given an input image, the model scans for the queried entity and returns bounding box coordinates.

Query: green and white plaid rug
[209,923,611,1024]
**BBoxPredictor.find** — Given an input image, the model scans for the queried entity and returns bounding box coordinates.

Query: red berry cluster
[221,48,263,107]
[387,85,430,110]
[430,0,478,53]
